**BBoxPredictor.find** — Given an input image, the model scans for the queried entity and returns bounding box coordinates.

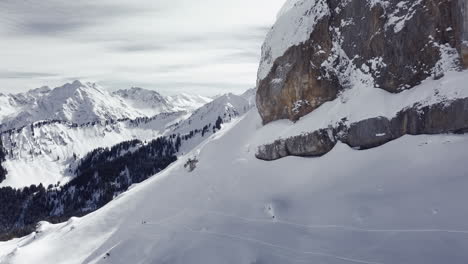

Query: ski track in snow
[141,211,384,264]
[143,207,468,235]
[124,207,468,264]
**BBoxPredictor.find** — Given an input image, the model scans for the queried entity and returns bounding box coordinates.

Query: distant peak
[130,87,144,91]
[30,86,51,94]
[71,80,84,87]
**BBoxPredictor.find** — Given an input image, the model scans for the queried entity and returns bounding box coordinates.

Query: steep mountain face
[462,0,468,67]
[257,0,467,124]
[113,88,212,116]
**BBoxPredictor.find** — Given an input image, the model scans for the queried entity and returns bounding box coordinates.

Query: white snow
[2,109,468,263]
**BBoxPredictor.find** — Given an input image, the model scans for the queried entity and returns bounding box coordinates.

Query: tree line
[0,115,225,241]
[0,136,177,241]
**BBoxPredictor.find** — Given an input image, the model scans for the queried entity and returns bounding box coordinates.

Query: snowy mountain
[113,87,212,117]
[0,90,253,188]
[0,81,144,132]
[0,82,213,132]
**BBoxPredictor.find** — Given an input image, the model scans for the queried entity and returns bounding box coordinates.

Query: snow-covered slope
[113,88,212,117]
[2,109,468,264]
[168,92,253,153]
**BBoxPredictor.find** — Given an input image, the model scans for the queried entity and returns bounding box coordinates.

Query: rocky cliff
[257,97,468,161]
[257,0,467,124]
[461,0,468,67]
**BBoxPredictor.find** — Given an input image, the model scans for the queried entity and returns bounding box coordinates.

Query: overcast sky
[0,0,286,95]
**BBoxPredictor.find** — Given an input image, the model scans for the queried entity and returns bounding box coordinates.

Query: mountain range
[0,81,212,132]
[0,82,254,188]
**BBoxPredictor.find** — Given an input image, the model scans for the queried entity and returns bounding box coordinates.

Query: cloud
[0,0,287,95]
[0,71,58,79]
[0,0,151,36]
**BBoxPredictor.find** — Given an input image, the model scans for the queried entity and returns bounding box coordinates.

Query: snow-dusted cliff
[257,0,466,124]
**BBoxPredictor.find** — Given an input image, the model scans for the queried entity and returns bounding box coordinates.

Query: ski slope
[2,110,468,264]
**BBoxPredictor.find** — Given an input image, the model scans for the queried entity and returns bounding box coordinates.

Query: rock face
[256,129,336,160]
[461,0,468,67]
[256,98,468,161]
[257,0,466,124]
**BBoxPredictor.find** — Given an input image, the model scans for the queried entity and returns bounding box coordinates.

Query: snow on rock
[255,70,468,146]
[2,110,468,263]
[256,0,465,124]
[257,0,330,81]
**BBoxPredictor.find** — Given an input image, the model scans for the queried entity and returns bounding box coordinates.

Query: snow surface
[2,109,468,264]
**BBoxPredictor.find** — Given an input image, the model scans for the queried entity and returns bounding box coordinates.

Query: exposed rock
[257,0,466,124]
[256,129,336,160]
[341,117,394,150]
[257,98,468,161]
[461,0,468,68]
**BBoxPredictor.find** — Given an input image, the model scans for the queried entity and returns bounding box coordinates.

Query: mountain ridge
[0,81,214,132]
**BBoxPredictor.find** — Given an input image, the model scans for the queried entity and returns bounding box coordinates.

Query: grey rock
[257,98,468,161]
[340,117,394,150]
[256,129,336,161]
[257,0,466,124]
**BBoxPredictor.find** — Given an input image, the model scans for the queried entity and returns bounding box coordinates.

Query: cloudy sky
[0,0,286,95]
